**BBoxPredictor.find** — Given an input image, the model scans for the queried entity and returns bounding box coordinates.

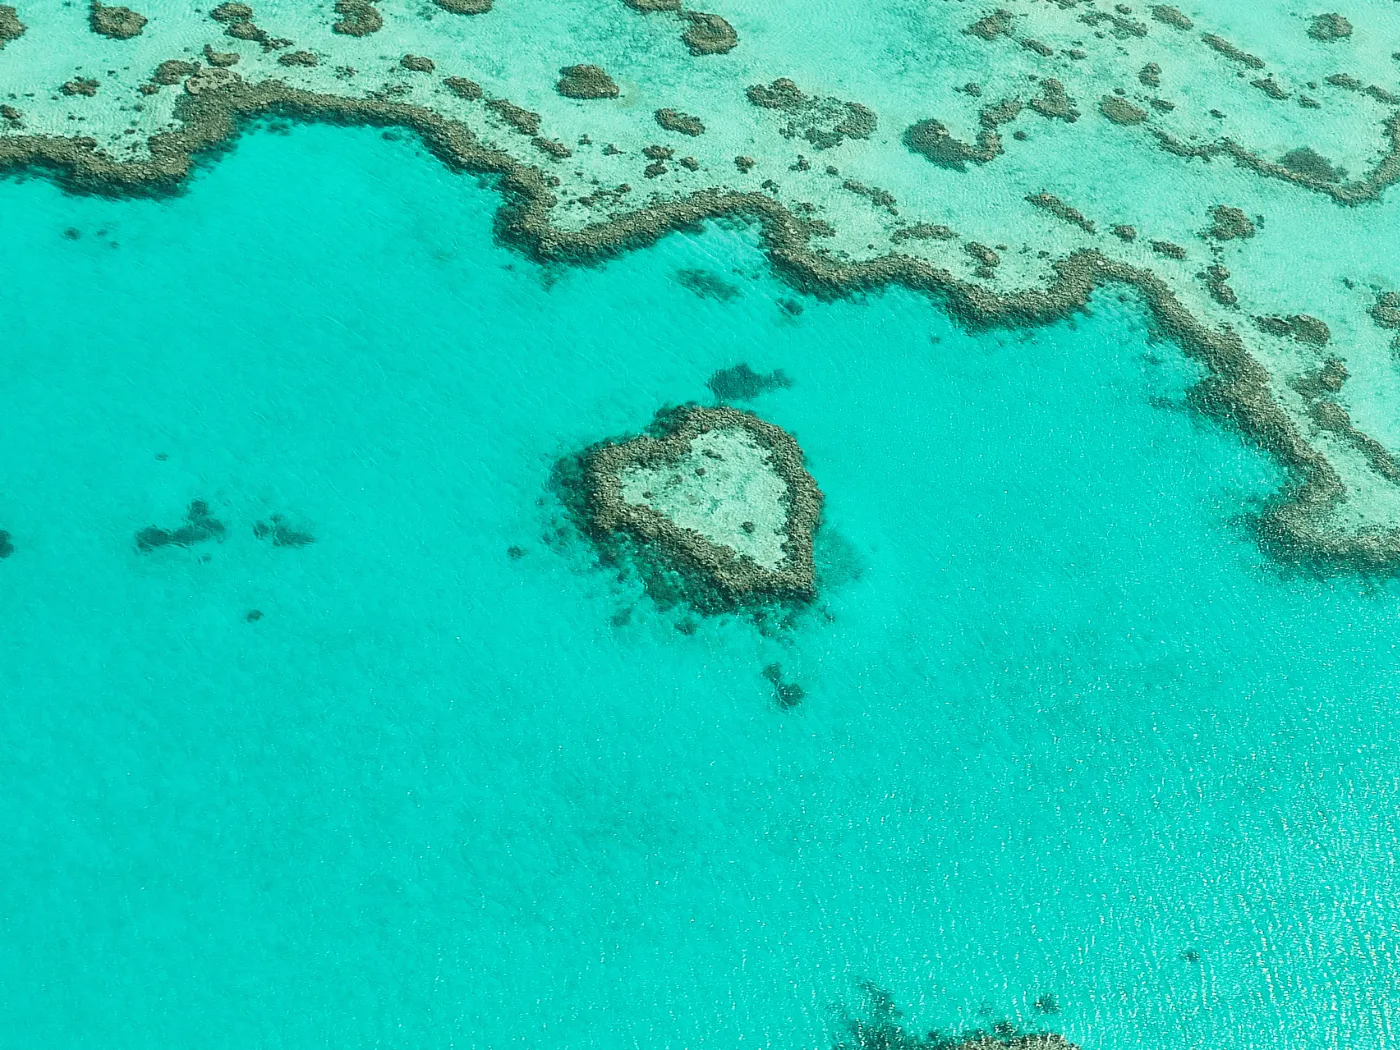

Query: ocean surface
[3,123,1399,1050]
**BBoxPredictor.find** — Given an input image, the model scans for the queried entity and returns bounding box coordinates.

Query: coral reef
[1278,147,1342,182]
[135,500,226,552]
[333,0,382,36]
[904,119,1001,170]
[153,60,198,85]
[681,11,738,55]
[1256,313,1331,345]
[0,5,22,47]
[401,54,436,73]
[966,9,1015,40]
[444,76,483,100]
[676,267,742,300]
[1030,79,1079,121]
[1026,192,1095,232]
[486,98,542,134]
[580,405,822,607]
[747,79,875,149]
[3,0,1400,576]
[655,108,705,135]
[1201,33,1264,69]
[1308,13,1352,40]
[1205,204,1256,240]
[832,982,1077,1050]
[556,64,619,99]
[1100,96,1147,124]
[761,663,804,708]
[708,363,792,400]
[89,2,147,39]
[1150,5,1193,29]
[62,78,101,98]
[434,0,492,11]
[253,514,315,547]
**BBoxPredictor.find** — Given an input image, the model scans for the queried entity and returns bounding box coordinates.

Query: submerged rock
[580,406,822,607]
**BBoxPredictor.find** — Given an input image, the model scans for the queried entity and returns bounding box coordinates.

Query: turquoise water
[3,123,1399,1049]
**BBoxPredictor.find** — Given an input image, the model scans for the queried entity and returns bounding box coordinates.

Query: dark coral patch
[681,11,737,54]
[0,5,23,46]
[708,364,792,401]
[676,268,741,301]
[90,2,147,39]
[135,500,226,552]
[253,514,315,548]
[556,64,619,99]
[761,663,804,708]
[333,0,382,36]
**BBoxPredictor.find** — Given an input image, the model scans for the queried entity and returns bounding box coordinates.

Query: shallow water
[3,123,1399,1050]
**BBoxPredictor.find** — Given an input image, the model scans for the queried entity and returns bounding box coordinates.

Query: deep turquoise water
[3,124,1399,1049]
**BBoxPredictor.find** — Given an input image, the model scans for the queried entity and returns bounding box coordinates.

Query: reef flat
[577,405,821,608]
[8,1,1400,567]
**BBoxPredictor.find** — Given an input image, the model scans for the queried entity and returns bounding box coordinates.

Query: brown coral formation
[1030,79,1079,121]
[746,78,875,150]
[434,0,492,10]
[1201,33,1265,69]
[90,2,147,39]
[204,45,240,67]
[153,59,199,85]
[0,5,23,47]
[655,108,705,135]
[211,3,276,46]
[278,50,318,67]
[3,77,1400,572]
[486,98,542,134]
[979,98,1022,128]
[1206,204,1256,240]
[891,223,957,242]
[444,76,483,99]
[1100,96,1147,124]
[904,119,1002,170]
[62,78,101,97]
[556,64,619,99]
[332,0,382,36]
[582,405,822,606]
[1256,314,1331,345]
[1026,192,1095,232]
[1370,291,1400,330]
[681,11,737,55]
[1308,13,1352,41]
[1279,146,1342,181]
[1203,263,1238,307]
[966,9,1014,39]
[1149,4,1192,29]
[400,54,435,73]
